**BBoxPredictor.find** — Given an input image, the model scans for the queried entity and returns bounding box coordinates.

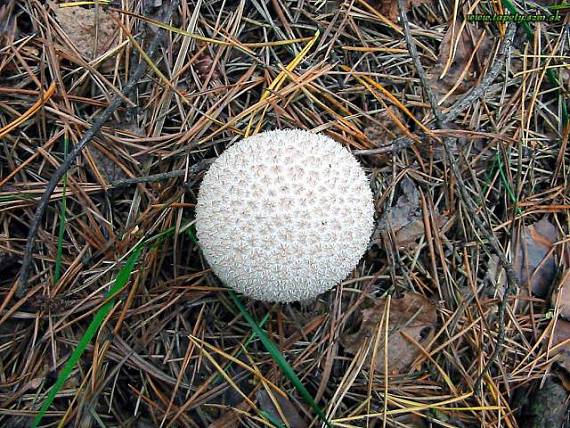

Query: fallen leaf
[256,390,305,428]
[50,2,119,62]
[550,319,570,373]
[513,217,558,297]
[428,20,493,103]
[343,293,437,374]
[379,178,447,248]
[365,0,433,22]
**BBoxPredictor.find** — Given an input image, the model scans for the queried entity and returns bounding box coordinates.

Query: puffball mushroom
[195,129,375,302]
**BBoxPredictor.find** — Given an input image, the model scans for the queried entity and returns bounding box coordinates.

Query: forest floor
[0,0,569,427]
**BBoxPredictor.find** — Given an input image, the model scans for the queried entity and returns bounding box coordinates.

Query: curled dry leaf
[50,2,119,61]
[256,390,305,428]
[513,217,559,297]
[365,0,433,22]
[379,178,447,248]
[428,20,493,103]
[343,293,437,374]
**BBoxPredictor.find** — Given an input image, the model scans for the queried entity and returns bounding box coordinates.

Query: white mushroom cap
[195,129,375,302]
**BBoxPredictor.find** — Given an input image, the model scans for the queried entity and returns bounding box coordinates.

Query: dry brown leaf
[50,2,119,61]
[86,123,145,184]
[343,293,437,374]
[428,20,493,103]
[256,390,305,428]
[513,217,559,297]
[379,178,447,248]
[365,0,432,22]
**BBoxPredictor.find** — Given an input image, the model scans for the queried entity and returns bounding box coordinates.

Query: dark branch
[17,2,176,298]
[396,0,519,392]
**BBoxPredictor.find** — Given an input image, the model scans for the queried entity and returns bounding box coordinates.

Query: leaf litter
[428,19,493,104]
[2,1,569,427]
[513,217,559,297]
[49,1,119,62]
[379,177,447,248]
[365,0,433,22]
[343,293,437,374]
[486,217,559,300]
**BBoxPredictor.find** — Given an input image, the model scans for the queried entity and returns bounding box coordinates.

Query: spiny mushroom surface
[195,129,375,302]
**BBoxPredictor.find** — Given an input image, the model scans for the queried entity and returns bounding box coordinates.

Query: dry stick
[17,4,175,298]
[396,0,519,393]
[445,25,517,123]
[109,170,187,189]
[354,136,414,155]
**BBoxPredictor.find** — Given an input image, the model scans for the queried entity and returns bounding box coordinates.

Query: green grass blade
[228,291,331,427]
[54,138,69,283]
[495,151,522,214]
[31,245,143,428]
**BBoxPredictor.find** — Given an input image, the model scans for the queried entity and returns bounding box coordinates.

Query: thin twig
[445,24,516,123]
[110,170,185,189]
[17,2,176,298]
[110,159,213,189]
[353,136,414,155]
[396,0,519,392]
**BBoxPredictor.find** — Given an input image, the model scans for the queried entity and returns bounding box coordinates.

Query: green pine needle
[228,291,331,427]
[31,245,143,428]
[495,151,522,214]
